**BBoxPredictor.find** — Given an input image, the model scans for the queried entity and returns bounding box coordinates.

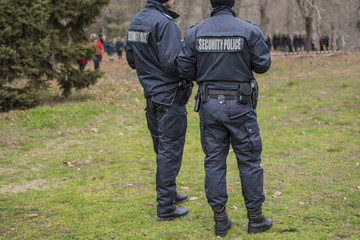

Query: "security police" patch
[196,37,244,52]
[127,30,149,44]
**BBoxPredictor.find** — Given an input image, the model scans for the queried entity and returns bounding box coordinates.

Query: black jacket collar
[211,6,237,18]
[146,0,180,19]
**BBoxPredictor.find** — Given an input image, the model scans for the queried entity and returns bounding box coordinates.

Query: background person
[90,33,103,70]
[105,38,115,61]
[76,58,88,71]
[115,38,124,60]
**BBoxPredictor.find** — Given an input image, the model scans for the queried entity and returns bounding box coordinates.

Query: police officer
[126,0,189,221]
[177,0,272,236]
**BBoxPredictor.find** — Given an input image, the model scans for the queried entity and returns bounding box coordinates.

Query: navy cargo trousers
[199,95,265,211]
[145,96,187,215]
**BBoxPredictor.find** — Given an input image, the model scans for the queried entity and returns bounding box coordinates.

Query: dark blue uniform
[126,0,187,216]
[177,6,271,211]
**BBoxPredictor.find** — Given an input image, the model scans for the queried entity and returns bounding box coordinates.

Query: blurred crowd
[77,33,126,71]
[77,32,341,71]
[265,34,335,52]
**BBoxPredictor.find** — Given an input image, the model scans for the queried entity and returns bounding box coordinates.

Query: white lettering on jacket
[127,31,149,44]
[197,37,244,52]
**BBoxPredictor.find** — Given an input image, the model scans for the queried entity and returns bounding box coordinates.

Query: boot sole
[215,220,232,237]
[248,222,273,234]
[156,212,189,221]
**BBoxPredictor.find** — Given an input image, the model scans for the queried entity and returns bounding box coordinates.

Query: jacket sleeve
[126,43,136,69]
[156,21,181,76]
[251,29,271,74]
[177,28,197,81]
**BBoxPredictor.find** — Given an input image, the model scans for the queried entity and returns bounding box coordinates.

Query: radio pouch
[237,83,253,104]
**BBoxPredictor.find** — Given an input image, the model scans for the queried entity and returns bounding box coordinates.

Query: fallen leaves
[91,128,99,134]
[63,160,91,168]
[27,213,46,219]
[4,115,14,121]
[230,205,238,210]
[272,191,282,198]
[27,214,39,218]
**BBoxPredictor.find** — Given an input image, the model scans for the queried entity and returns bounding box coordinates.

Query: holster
[178,80,193,105]
[251,80,259,109]
[199,85,208,103]
[194,93,200,112]
[194,84,208,112]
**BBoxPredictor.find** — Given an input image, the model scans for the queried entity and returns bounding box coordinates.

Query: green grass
[1,55,359,239]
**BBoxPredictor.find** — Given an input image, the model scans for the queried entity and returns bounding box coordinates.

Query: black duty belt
[208,89,237,99]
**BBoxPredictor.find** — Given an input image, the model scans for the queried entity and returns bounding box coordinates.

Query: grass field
[0,54,359,239]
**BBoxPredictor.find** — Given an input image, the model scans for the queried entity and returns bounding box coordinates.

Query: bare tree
[285,0,293,34]
[233,0,242,16]
[312,0,360,50]
[296,0,317,50]
[258,0,268,34]
[174,0,210,36]
[88,0,360,49]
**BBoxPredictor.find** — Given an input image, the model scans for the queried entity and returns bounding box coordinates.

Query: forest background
[90,0,360,50]
[1,0,359,112]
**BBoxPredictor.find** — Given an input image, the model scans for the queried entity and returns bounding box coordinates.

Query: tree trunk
[258,0,268,34]
[244,0,249,19]
[305,17,313,50]
[286,0,291,34]
[234,0,242,16]
[296,0,316,51]
[175,0,207,36]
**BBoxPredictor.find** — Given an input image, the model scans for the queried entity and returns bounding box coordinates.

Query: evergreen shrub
[0,0,110,112]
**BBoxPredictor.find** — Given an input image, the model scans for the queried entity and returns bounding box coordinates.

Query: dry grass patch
[0,179,59,194]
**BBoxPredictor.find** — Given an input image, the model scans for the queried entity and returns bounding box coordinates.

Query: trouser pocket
[244,121,262,153]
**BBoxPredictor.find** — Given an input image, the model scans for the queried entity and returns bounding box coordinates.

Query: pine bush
[0,0,110,112]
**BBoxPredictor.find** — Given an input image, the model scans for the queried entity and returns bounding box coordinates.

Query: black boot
[175,192,188,204]
[157,207,189,221]
[247,206,273,234]
[214,206,232,237]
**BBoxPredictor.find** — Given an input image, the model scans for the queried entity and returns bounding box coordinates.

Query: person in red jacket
[90,33,103,70]
[76,58,88,71]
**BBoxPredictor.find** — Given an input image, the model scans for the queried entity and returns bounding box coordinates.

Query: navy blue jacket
[126,0,182,101]
[177,7,271,89]
[105,42,115,55]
